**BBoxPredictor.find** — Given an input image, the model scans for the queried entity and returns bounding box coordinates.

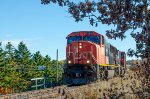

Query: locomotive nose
[72,41,92,64]
[67,41,97,65]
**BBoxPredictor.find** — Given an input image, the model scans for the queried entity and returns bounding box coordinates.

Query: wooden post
[56,49,58,84]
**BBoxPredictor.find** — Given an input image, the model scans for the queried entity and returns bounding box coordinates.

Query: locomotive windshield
[67,36,82,44]
[83,36,100,44]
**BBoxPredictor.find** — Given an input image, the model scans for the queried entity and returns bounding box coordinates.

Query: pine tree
[30,51,45,78]
[43,55,51,67]
[5,42,16,66]
[0,42,30,93]
[15,41,31,66]
[14,42,33,80]
[31,51,44,66]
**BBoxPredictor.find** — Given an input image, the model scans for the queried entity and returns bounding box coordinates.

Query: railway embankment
[1,69,150,99]
[60,69,150,99]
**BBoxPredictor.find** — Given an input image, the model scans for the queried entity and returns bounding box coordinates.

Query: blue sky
[0,0,137,60]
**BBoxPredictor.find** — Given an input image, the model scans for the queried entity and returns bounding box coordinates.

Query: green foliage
[5,42,16,65]
[0,65,29,91]
[0,42,64,94]
[31,51,44,66]
[15,41,31,65]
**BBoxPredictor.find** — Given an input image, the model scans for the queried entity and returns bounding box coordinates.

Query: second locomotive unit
[63,31,126,84]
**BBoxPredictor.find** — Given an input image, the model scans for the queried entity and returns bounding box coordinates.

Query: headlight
[68,60,71,64]
[79,45,82,49]
[87,60,90,63]
[79,43,82,49]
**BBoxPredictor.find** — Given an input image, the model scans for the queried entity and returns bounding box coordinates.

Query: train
[63,31,126,85]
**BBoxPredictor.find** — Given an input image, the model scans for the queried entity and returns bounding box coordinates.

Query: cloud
[1,37,43,47]
[2,39,30,47]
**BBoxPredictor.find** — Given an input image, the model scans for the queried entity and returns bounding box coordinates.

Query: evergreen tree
[5,42,16,66]
[14,42,33,80]
[43,55,51,67]
[0,41,64,93]
[0,67,30,93]
[30,51,45,78]
[31,51,44,66]
[0,42,30,93]
[15,41,31,66]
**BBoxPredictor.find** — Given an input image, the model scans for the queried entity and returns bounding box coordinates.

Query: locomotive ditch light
[68,60,71,64]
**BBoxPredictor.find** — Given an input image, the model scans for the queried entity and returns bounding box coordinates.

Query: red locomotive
[63,31,126,84]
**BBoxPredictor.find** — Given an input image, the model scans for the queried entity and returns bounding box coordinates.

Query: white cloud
[1,37,43,47]
[2,39,30,47]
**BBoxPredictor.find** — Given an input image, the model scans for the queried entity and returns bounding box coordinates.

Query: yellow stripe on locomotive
[100,64,120,67]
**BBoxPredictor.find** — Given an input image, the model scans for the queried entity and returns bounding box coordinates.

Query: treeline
[0,42,64,94]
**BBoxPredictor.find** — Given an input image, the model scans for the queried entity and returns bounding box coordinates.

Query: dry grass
[65,68,150,99]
